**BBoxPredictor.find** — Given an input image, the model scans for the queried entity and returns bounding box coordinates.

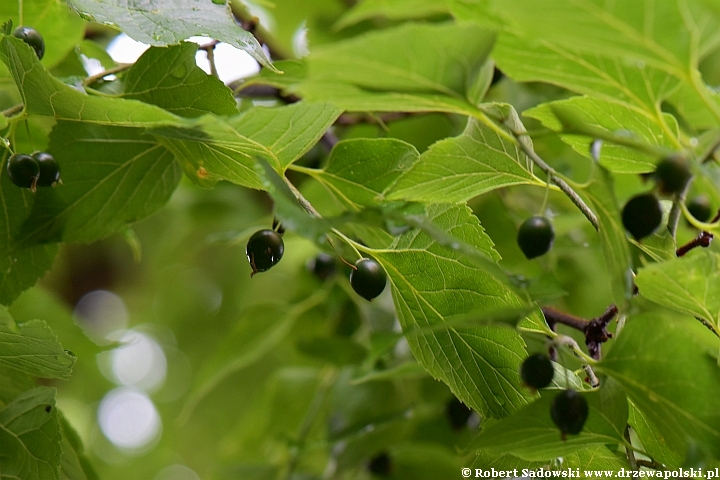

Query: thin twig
[542,305,617,360]
[636,459,666,471]
[511,132,600,231]
[668,176,693,238]
[676,231,713,256]
[82,63,133,86]
[198,40,220,78]
[1,104,24,118]
[625,426,638,470]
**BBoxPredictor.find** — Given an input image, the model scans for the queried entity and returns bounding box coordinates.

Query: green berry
[6,153,40,189]
[446,397,473,430]
[520,353,554,390]
[33,152,61,187]
[246,229,284,276]
[350,258,387,301]
[687,195,712,223]
[550,389,589,437]
[517,216,555,259]
[12,26,45,60]
[622,193,662,240]
[655,156,691,196]
[367,452,392,476]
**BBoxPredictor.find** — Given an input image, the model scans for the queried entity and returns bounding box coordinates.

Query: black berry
[246,229,284,276]
[307,252,336,280]
[517,215,554,259]
[12,26,45,60]
[446,397,473,430]
[687,195,712,223]
[367,452,392,476]
[33,152,61,187]
[550,389,589,438]
[622,193,662,240]
[520,353,554,390]
[350,258,387,301]
[6,153,40,190]
[654,156,691,196]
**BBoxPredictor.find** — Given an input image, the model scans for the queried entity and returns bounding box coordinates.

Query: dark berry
[654,156,691,196]
[12,26,45,60]
[520,353,554,390]
[6,153,40,190]
[367,452,392,476]
[491,68,504,86]
[517,215,554,259]
[33,152,60,187]
[622,193,662,240]
[687,195,712,223]
[550,389,589,438]
[446,397,473,430]
[350,258,387,301]
[307,252,336,280]
[246,229,284,276]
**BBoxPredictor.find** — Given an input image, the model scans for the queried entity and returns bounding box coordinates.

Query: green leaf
[630,228,677,262]
[581,165,634,306]
[305,138,419,210]
[293,22,494,115]
[598,313,720,458]
[65,0,276,71]
[525,97,681,174]
[308,22,493,98]
[487,0,720,129]
[0,35,181,126]
[0,386,61,480]
[0,309,75,379]
[369,204,536,418]
[295,337,368,366]
[335,0,451,29]
[628,399,684,468]
[0,151,59,305]
[0,0,86,68]
[178,299,322,423]
[124,43,238,118]
[635,250,720,328]
[472,378,628,461]
[59,412,96,480]
[15,121,182,245]
[153,102,341,188]
[0,365,35,406]
[388,104,543,203]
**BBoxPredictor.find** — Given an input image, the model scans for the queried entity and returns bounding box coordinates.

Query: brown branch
[676,231,713,257]
[542,305,617,360]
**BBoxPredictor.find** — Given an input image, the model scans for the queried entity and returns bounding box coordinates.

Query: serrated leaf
[388,104,543,202]
[368,204,536,418]
[581,165,634,306]
[15,121,182,245]
[335,0,451,29]
[0,311,75,379]
[0,35,181,126]
[124,43,237,118]
[525,97,681,174]
[598,313,720,458]
[306,138,419,210]
[472,379,628,461]
[635,250,720,328]
[0,0,85,68]
[0,386,61,480]
[152,102,341,188]
[65,0,276,71]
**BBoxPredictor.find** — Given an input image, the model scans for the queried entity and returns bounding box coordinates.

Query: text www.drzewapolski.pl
[462,468,710,478]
